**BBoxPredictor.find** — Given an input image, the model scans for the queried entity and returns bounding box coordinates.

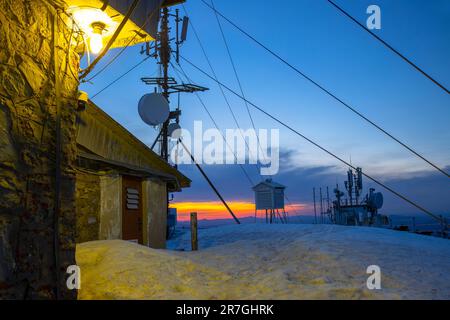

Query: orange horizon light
[171,201,310,221]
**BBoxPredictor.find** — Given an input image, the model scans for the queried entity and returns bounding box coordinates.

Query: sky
[80,0,450,221]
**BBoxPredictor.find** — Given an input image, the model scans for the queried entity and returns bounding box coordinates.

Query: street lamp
[89,22,106,54]
[68,7,116,54]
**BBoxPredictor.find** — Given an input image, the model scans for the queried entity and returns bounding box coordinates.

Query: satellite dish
[138,93,170,126]
[369,192,384,210]
[168,123,182,140]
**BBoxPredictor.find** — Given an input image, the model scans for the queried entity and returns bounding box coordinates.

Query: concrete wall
[99,175,122,240]
[0,0,79,299]
[143,179,167,249]
[75,172,100,243]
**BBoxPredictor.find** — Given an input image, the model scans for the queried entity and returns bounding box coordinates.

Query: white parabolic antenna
[168,123,182,139]
[138,93,170,126]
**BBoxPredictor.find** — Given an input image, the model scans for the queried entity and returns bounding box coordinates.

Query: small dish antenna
[138,93,170,126]
[168,123,182,140]
[369,192,384,210]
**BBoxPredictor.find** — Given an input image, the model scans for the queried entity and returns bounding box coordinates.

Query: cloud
[174,156,450,218]
[279,146,450,181]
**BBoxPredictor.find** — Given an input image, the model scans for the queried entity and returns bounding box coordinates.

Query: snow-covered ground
[76,224,450,300]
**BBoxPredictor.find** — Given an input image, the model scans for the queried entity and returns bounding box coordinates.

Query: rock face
[0,0,79,299]
[75,172,100,243]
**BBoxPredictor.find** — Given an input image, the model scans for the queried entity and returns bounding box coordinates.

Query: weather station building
[253,179,288,224]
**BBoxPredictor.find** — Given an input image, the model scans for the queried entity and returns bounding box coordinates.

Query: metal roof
[76,101,191,190]
[253,179,286,190]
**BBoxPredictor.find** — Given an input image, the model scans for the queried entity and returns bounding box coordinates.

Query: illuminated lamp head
[68,7,117,54]
[89,22,106,54]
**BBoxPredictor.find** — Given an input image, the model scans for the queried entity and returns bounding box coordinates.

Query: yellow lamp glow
[89,22,106,54]
[67,7,117,53]
[66,2,157,54]
[89,32,103,54]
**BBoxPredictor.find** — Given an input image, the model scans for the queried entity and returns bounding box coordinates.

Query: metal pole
[190,212,198,251]
[176,8,180,63]
[444,216,449,239]
[151,129,163,151]
[313,188,317,224]
[53,9,61,299]
[320,188,323,224]
[160,7,171,162]
[327,186,330,223]
[158,7,173,236]
[327,187,330,210]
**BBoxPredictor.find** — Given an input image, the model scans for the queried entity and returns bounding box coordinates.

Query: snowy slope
[76,224,450,300]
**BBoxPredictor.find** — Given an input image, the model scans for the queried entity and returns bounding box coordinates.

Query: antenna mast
[139,3,240,224]
[142,5,207,160]
[160,7,170,161]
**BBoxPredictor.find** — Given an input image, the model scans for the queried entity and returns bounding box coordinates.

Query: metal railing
[388,215,449,239]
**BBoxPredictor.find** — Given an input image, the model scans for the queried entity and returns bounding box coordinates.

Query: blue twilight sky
[80,0,450,216]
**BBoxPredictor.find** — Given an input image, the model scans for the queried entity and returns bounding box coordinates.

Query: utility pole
[320,187,323,224]
[142,7,205,160]
[313,188,317,224]
[326,186,330,223]
[160,7,171,161]
[140,5,240,226]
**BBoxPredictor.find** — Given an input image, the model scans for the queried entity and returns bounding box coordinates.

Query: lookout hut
[75,101,191,249]
[253,179,288,224]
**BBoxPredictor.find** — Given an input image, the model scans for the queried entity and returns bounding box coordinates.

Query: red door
[122,176,143,244]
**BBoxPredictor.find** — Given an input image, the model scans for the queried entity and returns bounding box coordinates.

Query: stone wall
[75,172,100,243]
[0,0,79,299]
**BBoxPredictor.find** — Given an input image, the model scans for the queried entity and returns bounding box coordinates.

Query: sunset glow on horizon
[172,201,311,221]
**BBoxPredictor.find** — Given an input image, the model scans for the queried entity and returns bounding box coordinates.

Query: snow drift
[76,224,450,300]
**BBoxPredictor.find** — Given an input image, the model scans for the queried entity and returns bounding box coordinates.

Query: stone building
[0,0,179,299]
[0,0,81,300]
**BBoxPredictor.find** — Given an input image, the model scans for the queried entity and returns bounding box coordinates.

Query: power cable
[200,0,450,179]
[182,4,260,179]
[209,0,301,218]
[170,59,255,186]
[91,55,152,99]
[327,0,450,95]
[80,0,141,80]
[83,36,142,83]
[209,0,267,167]
[174,60,302,220]
[179,55,444,223]
[80,2,159,82]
